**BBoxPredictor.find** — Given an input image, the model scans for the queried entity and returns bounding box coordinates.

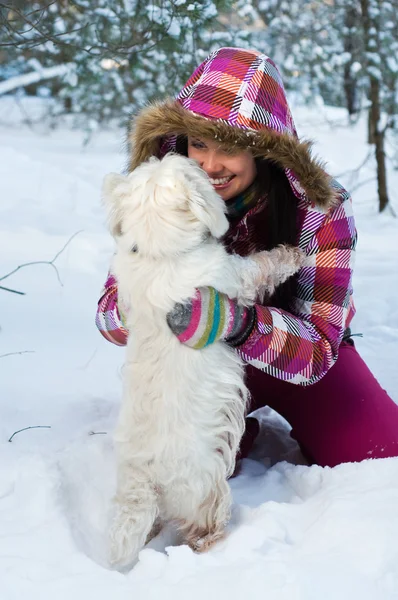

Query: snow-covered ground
[1,96,398,599]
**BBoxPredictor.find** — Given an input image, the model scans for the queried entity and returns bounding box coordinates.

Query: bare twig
[22,1,58,21]
[0,230,83,292]
[385,203,397,218]
[0,1,170,57]
[0,284,25,295]
[350,176,376,193]
[77,348,98,370]
[8,425,51,442]
[0,350,35,358]
[348,177,396,216]
[336,150,373,180]
[13,95,34,130]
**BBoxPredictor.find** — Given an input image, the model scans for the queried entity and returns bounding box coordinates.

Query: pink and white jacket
[96,47,357,386]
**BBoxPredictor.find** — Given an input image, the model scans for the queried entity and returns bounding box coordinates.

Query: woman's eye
[191,140,206,149]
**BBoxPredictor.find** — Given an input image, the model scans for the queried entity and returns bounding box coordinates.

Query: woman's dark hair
[253,158,299,311]
[174,135,299,311]
[175,135,188,155]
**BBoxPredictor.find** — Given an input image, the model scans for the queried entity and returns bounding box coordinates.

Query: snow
[168,18,181,38]
[0,95,398,599]
[0,64,71,96]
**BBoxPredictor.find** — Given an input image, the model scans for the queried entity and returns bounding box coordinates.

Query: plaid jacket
[96,177,356,385]
[96,48,357,385]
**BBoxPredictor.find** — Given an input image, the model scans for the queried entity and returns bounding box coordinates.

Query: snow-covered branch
[0,64,71,96]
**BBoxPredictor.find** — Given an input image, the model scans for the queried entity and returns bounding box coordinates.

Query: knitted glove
[166,287,256,349]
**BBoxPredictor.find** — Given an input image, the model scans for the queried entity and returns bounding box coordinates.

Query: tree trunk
[368,106,376,144]
[343,5,359,118]
[370,77,389,212]
[370,81,389,212]
[375,133,388,212]
[360,0,390,212]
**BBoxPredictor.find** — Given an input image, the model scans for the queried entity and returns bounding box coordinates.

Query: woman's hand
[166,286,255,349]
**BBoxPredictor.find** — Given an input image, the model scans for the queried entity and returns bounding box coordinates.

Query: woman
[96,47,398,468]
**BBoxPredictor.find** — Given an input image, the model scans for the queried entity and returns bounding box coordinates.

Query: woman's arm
[95,272,128,346]
[167,186,357,386]
[234,191,357,385]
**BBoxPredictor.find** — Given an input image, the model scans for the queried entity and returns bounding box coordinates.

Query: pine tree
[251,0,345,108]
[359,0,398,212]
[336,0,363,119]
[0,1,252,128]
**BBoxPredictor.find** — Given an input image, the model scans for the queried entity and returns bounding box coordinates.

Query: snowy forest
[1,2,398,599]
[2,0,398,211]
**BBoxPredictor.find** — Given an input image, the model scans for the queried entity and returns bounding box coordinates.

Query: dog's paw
[270,245,306,275]
[262,245,306,289]
[281,244,306,270]
[145,518,162,545]
[108,505,141,568]
[188,529,226,553]
[246,245,306,299]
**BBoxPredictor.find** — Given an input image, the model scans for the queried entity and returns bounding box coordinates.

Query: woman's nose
[200,151,223,175]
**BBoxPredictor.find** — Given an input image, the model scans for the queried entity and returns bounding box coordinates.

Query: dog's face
[102,154,229,258]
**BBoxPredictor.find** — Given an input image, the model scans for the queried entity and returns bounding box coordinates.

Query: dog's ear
[186,167,229,239]
[102,173,130,237]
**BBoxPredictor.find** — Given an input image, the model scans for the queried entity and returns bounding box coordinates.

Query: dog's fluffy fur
[102,154,303,567]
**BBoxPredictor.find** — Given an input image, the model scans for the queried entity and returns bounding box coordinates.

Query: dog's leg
[251,245,305,297]
[145,517,162,544]
[224,245,305,304]
[178,478,231,553]
[109,460,159,567]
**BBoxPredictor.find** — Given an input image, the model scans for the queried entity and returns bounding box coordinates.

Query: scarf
[226,181,263,221]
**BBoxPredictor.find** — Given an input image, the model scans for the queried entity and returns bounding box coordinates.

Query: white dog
[102,153,303,567]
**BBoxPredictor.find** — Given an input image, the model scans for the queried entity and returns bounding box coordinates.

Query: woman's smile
[187,136,256,201]
[208,175,235,189]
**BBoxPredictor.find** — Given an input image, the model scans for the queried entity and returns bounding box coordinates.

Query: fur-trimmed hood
[127,48,337,210]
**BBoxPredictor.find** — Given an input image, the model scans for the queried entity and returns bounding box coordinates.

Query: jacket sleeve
[95,272,128,346]
[236,188,357,386]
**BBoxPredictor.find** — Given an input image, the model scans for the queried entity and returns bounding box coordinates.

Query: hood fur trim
[128,100,337,209]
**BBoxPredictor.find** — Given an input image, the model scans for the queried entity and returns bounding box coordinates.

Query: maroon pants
[240,341,398,468]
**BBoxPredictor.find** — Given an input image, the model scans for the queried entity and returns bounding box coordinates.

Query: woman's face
[187,136,257,201]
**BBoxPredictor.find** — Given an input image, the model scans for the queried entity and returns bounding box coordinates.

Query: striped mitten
[166,287,255,349]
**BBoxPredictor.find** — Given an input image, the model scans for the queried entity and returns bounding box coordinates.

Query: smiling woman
[96,47,398,470]
[187,136,257,200]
